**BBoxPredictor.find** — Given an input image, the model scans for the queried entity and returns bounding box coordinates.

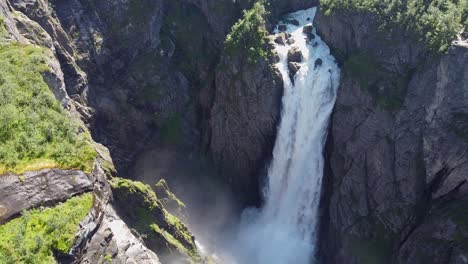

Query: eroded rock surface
[0,169,93,223]
[316,9,468,264]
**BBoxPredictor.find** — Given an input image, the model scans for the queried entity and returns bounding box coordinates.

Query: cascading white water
[231,7,340,264]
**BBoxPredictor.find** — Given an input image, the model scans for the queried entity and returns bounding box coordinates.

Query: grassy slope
[0,43,96,175]
[0,193,93,264]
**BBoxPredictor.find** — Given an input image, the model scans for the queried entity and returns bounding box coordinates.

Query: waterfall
[232,7,340,264]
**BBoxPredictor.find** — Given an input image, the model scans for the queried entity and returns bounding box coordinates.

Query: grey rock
[274,32,287,45]
[316,9,468,264]
[77,206,161,264]
[288,62,301,81]
[314,58,322,69]
[285,19,300,26]
[287,46,303,63]
[287,37,295,45]
[0,169,93,223]
[210,51,283,205]
[278,24,287,32]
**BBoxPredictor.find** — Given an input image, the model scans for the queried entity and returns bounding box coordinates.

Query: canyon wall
[316,9,468,264]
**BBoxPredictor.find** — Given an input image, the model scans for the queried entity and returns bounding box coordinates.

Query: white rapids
[230,7,340,264]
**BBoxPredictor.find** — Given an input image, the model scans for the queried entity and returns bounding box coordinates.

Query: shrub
[0,193,93,263]
[0,43,96,174]
[321,0,467,52]
[225,1,270,62]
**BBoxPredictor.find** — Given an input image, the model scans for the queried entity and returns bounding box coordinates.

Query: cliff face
[316,9,468,264]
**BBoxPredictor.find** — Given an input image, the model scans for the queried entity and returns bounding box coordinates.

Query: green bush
[0,43,96,174]
[0,193,93,263]
[321,0,467,52]
[225,1,270,62]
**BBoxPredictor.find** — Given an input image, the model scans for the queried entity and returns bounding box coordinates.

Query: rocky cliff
[316,8,468,264]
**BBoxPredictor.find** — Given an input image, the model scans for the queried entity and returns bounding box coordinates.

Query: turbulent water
[231,8,340,264]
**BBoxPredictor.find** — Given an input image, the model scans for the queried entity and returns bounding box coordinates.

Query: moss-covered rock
[110,177,203,263]
[154,179,188,221]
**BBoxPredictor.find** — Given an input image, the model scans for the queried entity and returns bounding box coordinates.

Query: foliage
[110,177,202,263]
[0,43,96,174]
[225,1,270,62]
[344,51,410,110]
[320,0,468,52]
[0,193,93,263]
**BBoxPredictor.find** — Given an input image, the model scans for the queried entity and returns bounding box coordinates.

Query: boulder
[287,46,302,63]
[287,38,295,45]
[288,62,301,82]
[274,32,287,45]
[314,58,323,69]
[303,25,315,41]
[278,24,287,32]
[285,19,300,26]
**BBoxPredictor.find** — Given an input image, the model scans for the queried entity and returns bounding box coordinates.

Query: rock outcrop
[0,169,93,223]
[316,9,468,264]
[77,206,161,264]
[210,52,284,205]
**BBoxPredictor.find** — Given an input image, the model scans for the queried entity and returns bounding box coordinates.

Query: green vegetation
[0,193,93,263]
[155,179,186,210]
[0,16,7,40]
[160,114,182,145]
[103,253,113,262]
[110,178,202,263]
[344,51,380,86]
[343,51,410,110]
[350,217,397,264]
[225,1,271,62]
[321,0,468,52]
[0,43,96,174]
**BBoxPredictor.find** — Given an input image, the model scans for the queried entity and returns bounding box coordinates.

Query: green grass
[0,193,93,263]
[0,43,96,174]
[320,0,467,52]
[225,1,271,63]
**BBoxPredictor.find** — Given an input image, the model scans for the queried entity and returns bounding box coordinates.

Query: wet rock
[303,25,313,34]
[285,19,300,26]
[274,32,287,45]
[154,179,188,222]
[303,25,315,41]
[278,24,287,32]
[288,62,301,82]
[287,38,295,45]
[314,58,322,69]
[312,41,319,47]
[287,46,303,63]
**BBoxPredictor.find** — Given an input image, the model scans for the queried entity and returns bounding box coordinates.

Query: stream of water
[231,7,340,264]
